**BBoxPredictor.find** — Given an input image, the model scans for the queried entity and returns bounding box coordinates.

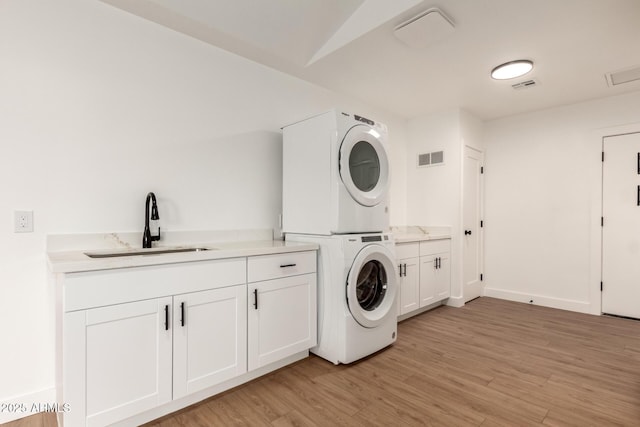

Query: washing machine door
[339,125,390,207]
[346,244,397,328]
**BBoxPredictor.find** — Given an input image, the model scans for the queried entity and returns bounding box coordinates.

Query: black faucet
[143,192,161,248]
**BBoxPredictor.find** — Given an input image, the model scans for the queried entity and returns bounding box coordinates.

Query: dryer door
[339,125,390,207]
[346,244,397,328]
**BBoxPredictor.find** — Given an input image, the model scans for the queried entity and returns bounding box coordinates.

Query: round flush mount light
[491,59,534,80]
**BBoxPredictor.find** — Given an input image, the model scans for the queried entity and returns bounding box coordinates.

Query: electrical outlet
[14,210,34,233]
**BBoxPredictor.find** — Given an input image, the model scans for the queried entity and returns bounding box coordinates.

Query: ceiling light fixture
[491,60,534,80]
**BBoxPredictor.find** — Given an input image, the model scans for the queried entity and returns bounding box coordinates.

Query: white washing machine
[286,232,398,364]
[282,109,390,235]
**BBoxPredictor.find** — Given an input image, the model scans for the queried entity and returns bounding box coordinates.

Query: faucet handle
[152,226,161,242]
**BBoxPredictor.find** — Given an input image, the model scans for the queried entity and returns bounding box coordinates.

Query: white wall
[0,0,407,417]
[484,90,640,313]
[405,109,484,303]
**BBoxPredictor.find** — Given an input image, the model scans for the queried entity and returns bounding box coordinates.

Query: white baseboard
[483,287,592,314]
[0,387,56,424]
[445,295,465,308]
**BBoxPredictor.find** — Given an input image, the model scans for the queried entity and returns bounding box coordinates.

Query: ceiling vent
[512,79,539,90]
[394,8,455,49]
[606,65,640,87]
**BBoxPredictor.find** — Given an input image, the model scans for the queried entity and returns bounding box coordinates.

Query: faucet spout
[143,192,161,248]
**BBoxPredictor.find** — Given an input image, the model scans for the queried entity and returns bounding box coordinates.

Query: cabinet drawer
[420,239,450,256]
[64,258,247,312]
[395,242,419,259]
[248,251,316,283]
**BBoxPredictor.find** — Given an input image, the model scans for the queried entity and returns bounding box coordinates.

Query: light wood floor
[6,297,640,426]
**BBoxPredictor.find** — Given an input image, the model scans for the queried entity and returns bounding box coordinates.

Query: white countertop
[391,225,452,243]
[48,239,318,274]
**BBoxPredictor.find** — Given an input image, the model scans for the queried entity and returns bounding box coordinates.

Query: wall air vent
[417,151,444,168]
[606,65,640,87]
[512,79,538,90]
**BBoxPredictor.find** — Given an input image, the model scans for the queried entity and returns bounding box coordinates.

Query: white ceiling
[101,0,640,120]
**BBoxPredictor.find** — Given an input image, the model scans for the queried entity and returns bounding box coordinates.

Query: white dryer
[286,233,398,364]
[283,110,390,235]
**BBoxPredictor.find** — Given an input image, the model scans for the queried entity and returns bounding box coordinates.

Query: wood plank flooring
[5,297,640,426]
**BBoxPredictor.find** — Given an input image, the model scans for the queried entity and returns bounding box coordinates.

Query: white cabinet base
[173,286,247,399]
[112,351,309,427]
[64,298,172,427]
[248,273,317,371]
[396,239,451,320]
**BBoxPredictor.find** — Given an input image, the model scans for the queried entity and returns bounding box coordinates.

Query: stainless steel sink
[84,247,213,258]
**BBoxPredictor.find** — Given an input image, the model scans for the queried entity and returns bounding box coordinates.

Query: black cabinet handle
[399,264,403,277]
[637,185,640,206]
[253,289,258,310]
[465,230,472,236]
[180,302,185,327]
[164,305,169,331]
[438,257,442,269]
[637,152,639,174]
[280,263,297,268]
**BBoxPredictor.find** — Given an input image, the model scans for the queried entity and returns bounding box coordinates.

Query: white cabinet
[396,239,451,319]
[419,253,450,306]
[173,286,246,399]
[57,251,317,427]
[247,251,317,371]
[62,258,247,427]
[66,287,247,426]
[396,243,420,315]
[65,298,173,427]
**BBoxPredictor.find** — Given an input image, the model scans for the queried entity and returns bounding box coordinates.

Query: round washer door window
[340,125,389,207]
[346,244,397,328]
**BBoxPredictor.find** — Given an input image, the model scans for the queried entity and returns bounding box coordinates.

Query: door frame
[589,123,640,315]
[462,145,484,302]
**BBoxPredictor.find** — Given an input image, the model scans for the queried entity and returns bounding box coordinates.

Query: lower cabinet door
[66,297,173,427]
[248,273,317,371]
[435,254,451,300]
[419,255,437,307]
[419,253,451,308]
[399,257,419,315]
[173,285,247,399]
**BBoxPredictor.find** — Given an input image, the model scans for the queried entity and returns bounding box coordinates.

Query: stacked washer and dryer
[283,110,398,365]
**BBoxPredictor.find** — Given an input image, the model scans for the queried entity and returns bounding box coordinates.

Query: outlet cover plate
[14,210,34,233]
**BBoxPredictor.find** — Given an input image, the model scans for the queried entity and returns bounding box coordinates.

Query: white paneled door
[463,146,484,302]
[602,132,640,319]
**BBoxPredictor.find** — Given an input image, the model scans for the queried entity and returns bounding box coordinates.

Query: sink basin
[84,247,213,258]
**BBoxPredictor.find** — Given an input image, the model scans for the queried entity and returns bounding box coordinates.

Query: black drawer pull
[280,263,297,268]
[253,289,258,310]
[180,302,185,327]
[164,305,169,331]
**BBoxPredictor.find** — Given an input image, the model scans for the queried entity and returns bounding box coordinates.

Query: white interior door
[463,146,484,302]
[602,132,640,318]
